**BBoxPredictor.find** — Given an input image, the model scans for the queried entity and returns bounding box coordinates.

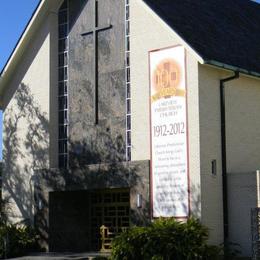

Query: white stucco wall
[2,11,57,224]
[130,0,201,217]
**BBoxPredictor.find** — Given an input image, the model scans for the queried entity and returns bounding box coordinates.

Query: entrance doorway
[90,189,130,250]
[49,188,130,252]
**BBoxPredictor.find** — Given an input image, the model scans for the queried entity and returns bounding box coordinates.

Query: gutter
[205,60,260,78]
[219,71,240,252]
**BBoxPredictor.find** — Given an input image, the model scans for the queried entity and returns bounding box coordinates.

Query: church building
[0,0,260,257]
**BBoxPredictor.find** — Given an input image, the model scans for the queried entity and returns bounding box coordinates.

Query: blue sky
[0,0,40,73]
[0,0,40,160]
[0,0,260,161]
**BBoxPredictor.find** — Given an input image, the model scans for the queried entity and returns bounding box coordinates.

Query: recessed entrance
[49,188,130,252]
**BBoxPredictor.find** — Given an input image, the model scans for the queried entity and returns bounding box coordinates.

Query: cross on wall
[81,0,113,125]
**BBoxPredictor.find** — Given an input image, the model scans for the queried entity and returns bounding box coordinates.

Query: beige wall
[199,64,260,250]
[130,0,201,217]
[131,1,260,249]
[198,65,224,244]
[225,74,260,173]
[2,9,58,223]
[227,172,257,257]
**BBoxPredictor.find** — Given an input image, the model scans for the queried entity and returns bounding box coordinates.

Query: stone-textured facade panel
[68,0,126,166]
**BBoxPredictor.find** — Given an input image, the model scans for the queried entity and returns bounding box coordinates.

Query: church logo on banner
[149,45,189,218]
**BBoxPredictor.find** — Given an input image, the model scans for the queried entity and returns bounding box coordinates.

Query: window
[125,0,131,161]
[58,0,69,169]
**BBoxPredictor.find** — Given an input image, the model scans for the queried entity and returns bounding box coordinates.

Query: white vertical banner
[150,46,189,218]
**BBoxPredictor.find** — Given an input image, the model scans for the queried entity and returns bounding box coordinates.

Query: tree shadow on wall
[2,81,148,252]
[2,82,203,252]
[3,83,49,225]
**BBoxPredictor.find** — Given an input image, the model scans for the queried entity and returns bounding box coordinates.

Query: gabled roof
[143,0,260,76]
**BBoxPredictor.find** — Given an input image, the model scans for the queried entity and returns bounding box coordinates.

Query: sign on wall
[150,45,189,218]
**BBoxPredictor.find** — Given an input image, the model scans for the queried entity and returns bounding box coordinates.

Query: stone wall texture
[68,0,126,167]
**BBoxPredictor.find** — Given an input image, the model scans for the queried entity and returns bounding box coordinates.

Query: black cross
[81,0,112,125]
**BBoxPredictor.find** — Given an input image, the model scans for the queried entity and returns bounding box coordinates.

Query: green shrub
[111,218,221,260]
[0,223,39,258]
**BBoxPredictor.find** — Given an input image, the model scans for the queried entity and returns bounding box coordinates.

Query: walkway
[9,252,110,260]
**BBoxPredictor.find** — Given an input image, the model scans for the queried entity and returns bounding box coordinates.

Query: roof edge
[140,0,204,64]
[0,0,50,102]
[0,0,44,77]
[205,60,260,78]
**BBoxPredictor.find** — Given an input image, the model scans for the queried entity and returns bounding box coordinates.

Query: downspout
[220,71,240,249]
